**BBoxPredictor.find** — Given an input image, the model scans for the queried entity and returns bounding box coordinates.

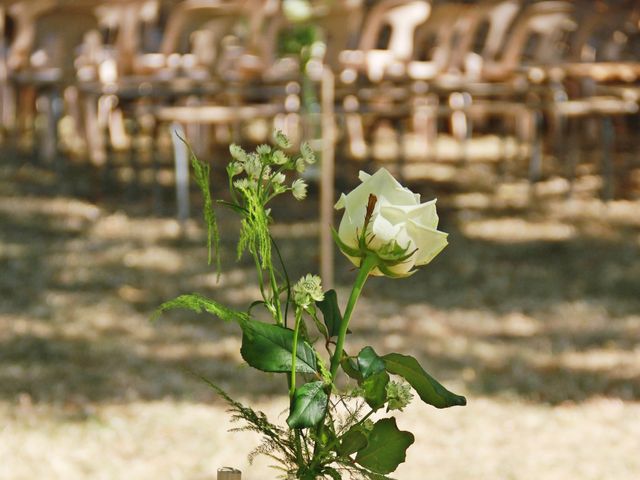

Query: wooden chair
[6,1,101,163]
[77,0,254,167]
[335,0,433,162]
[541,1,640,199]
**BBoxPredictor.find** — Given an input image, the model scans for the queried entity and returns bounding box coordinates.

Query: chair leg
[320,67,335,290]
[527,109,543,200]
[566,118,579,198]
[600,116,615,201]
[37,89,61,169]
[126,114,141,201]
[0,82,16,139]
[150,120,163,216]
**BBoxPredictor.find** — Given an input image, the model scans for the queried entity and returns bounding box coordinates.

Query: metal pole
[320,66,335,289]
[171,122,190,223]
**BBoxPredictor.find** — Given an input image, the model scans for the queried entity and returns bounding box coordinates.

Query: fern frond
[152,294,248,323]
[198,376,299,470]
[237,188,271,269]
[176,133,220,274]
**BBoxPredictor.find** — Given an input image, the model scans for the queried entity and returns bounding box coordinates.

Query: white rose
[334,168,448,277]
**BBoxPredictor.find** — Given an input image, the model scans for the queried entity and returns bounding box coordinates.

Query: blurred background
[0,0,639,479]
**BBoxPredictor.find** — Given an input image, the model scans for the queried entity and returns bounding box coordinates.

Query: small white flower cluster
[385,381,414,412]
[292,274,324,309]
[226,131,315,203]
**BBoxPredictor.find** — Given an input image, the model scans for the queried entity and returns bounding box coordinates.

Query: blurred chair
[0,3,14,138]
[336,0,432,163]
[538,1,640,199]
[406,0,524,167]
[77,0,255,168]
[406,1,581,187]
[6,0,100,163]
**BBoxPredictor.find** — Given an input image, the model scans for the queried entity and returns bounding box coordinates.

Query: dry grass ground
[0,152,639,479]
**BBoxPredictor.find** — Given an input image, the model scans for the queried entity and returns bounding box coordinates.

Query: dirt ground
[1,151,639,480]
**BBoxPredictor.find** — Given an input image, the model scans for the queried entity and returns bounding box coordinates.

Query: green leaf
[383,353,466,409]
[356,346,386,379]
[240,321,317,373]
[341,355,362,381]
[341,346,386,382]
[362,370,390,410]
[286,381,327,429]
[316,290,343,338]
[152,294,248,323]
[355,418,414,474]
[337,425,369,456]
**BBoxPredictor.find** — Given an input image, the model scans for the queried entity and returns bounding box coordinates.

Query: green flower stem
[270,236,291,326]
[227,174,238,205]
[262,164,288,202]
[252,253,267,302]
[268,264,283,326]
[329,254,378,380]
[311,255,377,467]
[290,307,303,397]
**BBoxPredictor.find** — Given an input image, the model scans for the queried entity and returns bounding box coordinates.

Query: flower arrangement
[155,132,466,479]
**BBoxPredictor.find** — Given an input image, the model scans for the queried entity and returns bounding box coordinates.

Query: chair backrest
[570,1,639,63]
[81,1,159,77]
[257,0,363,74]
[8,1,99,81]
[160,0,246,65]
[440,0,522,78]
[310,0,364,71]
[358,0,431,62]
[497,1,576,73]
[476,0,522,63]
[411,2,468,72]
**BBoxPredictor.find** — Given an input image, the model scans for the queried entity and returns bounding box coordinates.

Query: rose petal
[409,199,439,229]
[358,171,371,182]
[337,209,360,248]
[380,200,439,229]
[407,219,449,265]
[371,214,402,246]
[340,168,418,217]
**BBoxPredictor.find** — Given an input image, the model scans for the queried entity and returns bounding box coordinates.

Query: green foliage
[383,353,467,409]
[286,381,328,429]
[152,294,248,323]
[237,187,272,269]
[153,131,466,478]
[337,425,368,456]
[198,376,299,472]
[240,320,318,374]
[341,354,363,382]
[180,137,220,272]
[361,371,390,411]
[355,347,386,379]
[316,290,343,338]
[278,24,317,58]
[345,347,390,410]
[355,418,415,474]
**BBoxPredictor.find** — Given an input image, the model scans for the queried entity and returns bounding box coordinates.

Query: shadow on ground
[1,154,639,408]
